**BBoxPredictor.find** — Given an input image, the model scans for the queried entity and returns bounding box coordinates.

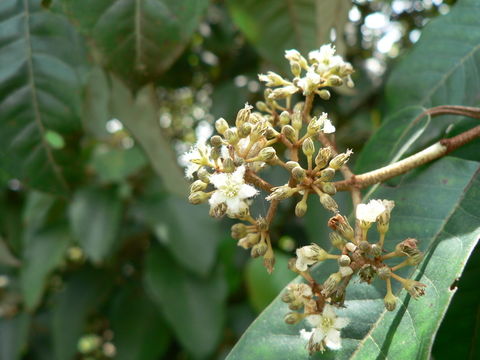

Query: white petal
[312,327,326,344]
[225,197,242,214]
[334,317,349,329]
[322,304,337,320]
[325,329,341,350]
[209,191,226,207]
[210,172,228,188]
[185,163,199,179]
[306,315,322,327]
[323,119,336,134]
[295,258,308,272]
[238,184,258,199]
[231,165,246,183]
[299,329,313,341]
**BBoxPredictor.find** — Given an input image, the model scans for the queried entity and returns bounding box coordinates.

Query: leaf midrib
[22,0,68,192]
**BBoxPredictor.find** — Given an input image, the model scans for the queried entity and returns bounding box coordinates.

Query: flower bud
[377,266,391,280]
[295,198,308,217]
[237,233,261,249]
[315,146,332,168]
[338,255,351,267]
[302,138,315,156]
[210,135,223,147]
[256,101,269,112]
[224,128,239,145]
[318,181,336,196]
[264,126,279,139]
[211,146,221,161]
[377,200,395,234]
[328,214,355,242]
[188,191,209,205]
[329,149,353,170]
[238,122,252,138]
[384,292,397,311]
[290,61,301,77]
[281,125,297,143]
[266,185,298,201]
[284,312,302,325]
[190,180,207,193]
[222,158,235,173]
[231,223,248,240]
[292,166,306,182]
[251,241,268,258]
[306,116,322,136]
[345,242,357,252]
[279,111,290,126]
[316,167,335,182]
[285,161,300,171]
[258,147,276,162]
[329,232,346,250]
[327,75,343,87]
[215,118,229,134]
[346,76,355,88]
[291,112,302,131]
[319,192,338,212]
[317,89,331,100]
[281,291,294,303]
[197,167,210,183]
[236,103,252,128]
[263,247,276,274]
[370,244,382,258]
[339,266,353,277]
[321,272,342,296]
[359,240,371,253]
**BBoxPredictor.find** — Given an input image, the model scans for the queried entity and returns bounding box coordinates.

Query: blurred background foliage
[0,0,478,359]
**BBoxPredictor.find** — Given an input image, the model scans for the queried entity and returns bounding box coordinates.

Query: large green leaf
[144,245,227,359]
[0,313,30,360]
[227,157,480,359]
[52,269,112,360]
[58,0,209,83]
[20,223,71,310]
[109,285,171,360]
[109,75,189,197]
[69,186,123,263]
[0,0,86,194]
[227,0,351,72]
[135,194,222,276]
[356,0,480,173]
[432,243,480,360]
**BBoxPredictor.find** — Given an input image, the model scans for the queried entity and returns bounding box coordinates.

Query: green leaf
[52,269,112,360]
[246,251,296,313]
[432,243,480,360]
[0,0,86,194]
[58,0,209,83]
[227,0,351,72]
[0,237,21,268]
[90,146,147,184]
[109,285,171,360]
[356,0,480,173]
[20,224,71,310]
[82,67,111,139]
[135,194,222,276]
[110,76,189,197]
[69,186,123,263]
[0,313,30,360]
[227,157,480,359]
[144,245,227,359]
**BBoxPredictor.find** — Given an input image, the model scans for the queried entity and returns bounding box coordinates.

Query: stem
[391,259,409,272]
[302,94,314,122]
[378,232,386,249]
[390,272,407,285]
[266,199,279,224]
[335,125,480,191]
[381,252,399,261]
[386,277,393,295]
[244,169,273,192]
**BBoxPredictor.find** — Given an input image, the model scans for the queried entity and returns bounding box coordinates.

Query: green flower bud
[258,147,277,162]
[279,111,290,126]
[327,214,355,242]
[318,89,331,100]
[237,232,261,249]
[318,181,337,196]
[210,135,223,147]
[251,241,268,258]
[284,312,302,325]
[327,75,343,87]
[256,101,269,112]
[222,158,235,173]
[322,272,342,296]
[292,166,306,182]
[236,104,252,127]
[215,118,229,134]
[266,185,298,201]
[264,126,279,139]
[338,255,351,267]
[329,149,353,170]
[316,167,335,182]
[285,161,300,171]
[291,112,302,131]
[359,240,371,253]
[281,125,297,143]
[238,122,252,138]
[190,180,207,193]
[319,192,338,212]
[188,191,210,205]
[307,116,323,136]
[315,147,332,169]
[224,128,239,145]
[290,61,301,77]
[295,198,308,217]
[211,146,221,161]
[370,244,382,258]
[231,223,248,240]
[302,138,315,156]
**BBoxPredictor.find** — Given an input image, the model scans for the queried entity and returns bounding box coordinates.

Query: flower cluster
[183,45,426,354]
[285,199,426,354]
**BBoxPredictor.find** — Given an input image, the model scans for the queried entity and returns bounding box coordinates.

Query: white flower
[297,68,321,95]
[285,49,302,63]
[308,44,345,74]
[301,304,349,353]
[356,199,386,223]
[209,166,258,216]
[295,244,327,272]
[180,141,212,179]
[322,119,336,134]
